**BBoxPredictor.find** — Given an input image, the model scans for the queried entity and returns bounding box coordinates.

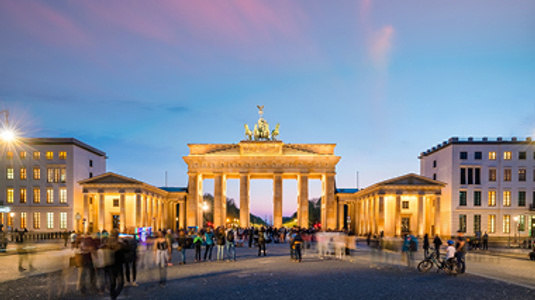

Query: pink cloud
[369,25,395,70]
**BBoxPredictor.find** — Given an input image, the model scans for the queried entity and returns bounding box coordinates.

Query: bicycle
[417,250,462,276]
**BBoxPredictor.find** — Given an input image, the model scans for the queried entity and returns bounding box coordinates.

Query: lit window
[60,212,67,229]
[7,213,13,227]
[60,188,67,204]
[488,215,496,233]
[20,168,27,180]
[60,168,66,183]
[59,151,67,160]
[474,215,481,233]
[488,168,496,182]
[46,151,53,160]
[518,191,526,206]
[20,151,27,159]
[54,169,60,182]
[6,151,13,159]
[47,188,54,204]
[459,191,467,206]
[33,212,40,229]
[488,191,496,207]
[519,215,525,231]
[20,188,26,203]
[402,201,409,209]
[518,169,526,181]
[474,191,481,206]
[503,151,512,160]
[459,214,467,233]
[47,168,54,183]
[7,168,14,180]
[503,191,511,206]
[33,167,40,180]
[20,212,27,229]
[7,188,14,203]
[33,152,40,160]
[504,169,511,181]
[519,151,526,160]
[33,188,40,203]
[488,151,496,160]
[47,212,54,229]
[503,215,510,233]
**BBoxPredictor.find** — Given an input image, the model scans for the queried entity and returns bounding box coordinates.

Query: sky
[1,0,534,220]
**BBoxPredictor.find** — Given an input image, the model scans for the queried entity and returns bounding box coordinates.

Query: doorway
[112,214,120,230]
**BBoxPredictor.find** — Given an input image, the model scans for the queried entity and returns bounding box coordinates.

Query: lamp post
[202,202,209,228]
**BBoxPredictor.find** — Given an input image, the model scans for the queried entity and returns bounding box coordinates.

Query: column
[372,196,377,234]
[434,195,441,236]
[187,173,203,228]
[135,193,142,227]
[322,173,336,230]
[142,194,148,227]
[338,202,345,230]
[367,198,372,233]
[83,193,89,233]
[158,198,164,230]
[179,200,186,229]
[119,192,126,232]
[417,194,424,237]
[152,196,158,229]
[240,173,250,228]
[297,173,309,228]
[378,196,385,234]
[273,173,283,228]
[163,199,168,229]
[395,195,401,237]
[214,173,226,228]
[98,193,105,231]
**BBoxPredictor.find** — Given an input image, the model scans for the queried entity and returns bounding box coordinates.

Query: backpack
[409,239,417,252]
[227,231,234,242]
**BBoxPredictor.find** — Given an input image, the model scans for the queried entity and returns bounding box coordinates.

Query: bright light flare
[1,129,16,142]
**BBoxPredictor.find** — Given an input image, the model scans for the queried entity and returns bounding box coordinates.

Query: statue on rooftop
[244,105,279,141]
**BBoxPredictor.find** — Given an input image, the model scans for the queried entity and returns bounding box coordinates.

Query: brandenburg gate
[183,106,341,229]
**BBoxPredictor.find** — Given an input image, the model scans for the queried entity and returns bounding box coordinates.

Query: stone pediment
[79,172,143,185]
[380,173,445,187]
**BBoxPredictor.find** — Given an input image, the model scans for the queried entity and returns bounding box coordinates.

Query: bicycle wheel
[417,259,433,273]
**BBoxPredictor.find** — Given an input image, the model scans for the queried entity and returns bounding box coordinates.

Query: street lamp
[0,110,16,142]
[202,202,209,227]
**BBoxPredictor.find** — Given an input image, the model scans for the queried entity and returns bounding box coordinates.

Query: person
[433,234,442,258]
[455,230,467,273]
[248,227,254,248]
[258,227,266,256]
[366,232,371,246]
[77,233,95,294]
[402,234,418,268]
[444,240,456,270]
[123,233,138,287]
[292,231,303,262]
[63,230,70,247]
[176,230,188,265]
[204,228,215,261]
[423,233,430,258]
[165,229,175,266]
[215,227,226,261]
[193,233,203,262]
[482,232,489,250]
[108,229,127,300]
[154,230,171,287]
[226,228,236,261]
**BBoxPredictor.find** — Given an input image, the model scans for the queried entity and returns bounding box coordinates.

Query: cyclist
[456,230,467,273]
[444,240,456,270]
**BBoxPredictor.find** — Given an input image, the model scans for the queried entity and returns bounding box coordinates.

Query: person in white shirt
[445,240,456,270]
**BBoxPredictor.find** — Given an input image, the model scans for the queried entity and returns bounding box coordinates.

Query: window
[474,215,481,233]
[20,212,27,229]
[460,152,468,160]
[60,188,67,204]
[33,151,40,160]
[503,191,511,206]
[89,160,93,167]
[475,152,482,160]
[60,212,67,229]
[47,188,54,204]
[475,168,481,184]
[20,151,27,159]
[20,168,26,180]
[459,215,467,233]
[59,151,67,160]
[459,191,467,206]
[33,167,40,180]
[113,199,120,207]
[468,168,473,184]
[33,212,40,229]
[54,169,60,182]
[519,151,527,160]
[519,169,526,181]
[6,151,13,159]
[402,201,409,209]
[60,168,66,183]
[7,188,14,203]
[19,188,26,203]
[433,173,437,180]
[89,172,93,178]
[47,212,54,229]
[461,167,480,185]
[504,169,512,181]
[33,188,40,203]
[504,151,512,160]
[474,191,481,206]
[433,160,436,168]
[503,215,510,233]
[46,151,54,160]
[6,168,14,180]
[47,168,54,183]
[488,191,496,207]
[489,151,496,160]
[460,168,466,185]
[519,215,525,231]
[518,191,526,206]
[7,213,13,227]
[489,168,496,182]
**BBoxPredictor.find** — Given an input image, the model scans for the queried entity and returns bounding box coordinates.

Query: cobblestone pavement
[0,243,533,300]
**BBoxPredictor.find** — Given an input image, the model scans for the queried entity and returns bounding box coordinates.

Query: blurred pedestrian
[154,230,170,287]
[216,227,226,261]
[226,228,236,261]
[482,232,489,250]
[433,235,442,257]
[258,227,266,256]
[204,228,215,261]
[423,233,430,257]
[193,232,203,262]
[177,230,188,265]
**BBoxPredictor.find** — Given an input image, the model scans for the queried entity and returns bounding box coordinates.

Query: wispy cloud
[369,25,395,70]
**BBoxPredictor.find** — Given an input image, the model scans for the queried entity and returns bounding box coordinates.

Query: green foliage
[203,193,266,226]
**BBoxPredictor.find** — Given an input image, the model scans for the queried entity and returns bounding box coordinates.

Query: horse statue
[244,124,253,141]
[253,124,260,141]
[271,123,280,141]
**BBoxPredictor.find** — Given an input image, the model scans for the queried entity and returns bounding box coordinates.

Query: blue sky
[1,0,534,218]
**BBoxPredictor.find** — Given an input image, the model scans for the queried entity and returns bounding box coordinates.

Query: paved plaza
[0,242,534,300]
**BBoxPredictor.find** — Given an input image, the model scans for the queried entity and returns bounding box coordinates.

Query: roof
[19,138,106,157]
[419,136,535,158]
[158,187,188,193]
[336,188,359,194]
